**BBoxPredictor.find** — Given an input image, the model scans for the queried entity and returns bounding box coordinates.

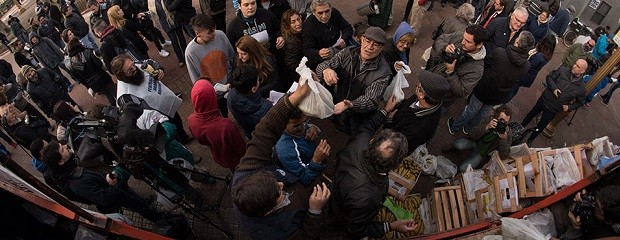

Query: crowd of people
[0,0,619,239]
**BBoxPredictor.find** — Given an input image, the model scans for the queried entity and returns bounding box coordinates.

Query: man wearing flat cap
[384,70,451,155]
[316,26,391,134]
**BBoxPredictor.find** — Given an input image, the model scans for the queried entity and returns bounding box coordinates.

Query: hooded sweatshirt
[187,80,245,170]
[382,21,414,75]
[29,32,64,69]
[473,45,530,105]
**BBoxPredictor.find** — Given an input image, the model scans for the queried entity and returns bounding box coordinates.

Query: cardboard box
[388,171,415,201]
[429,186,469,232]
[493,172,521,213]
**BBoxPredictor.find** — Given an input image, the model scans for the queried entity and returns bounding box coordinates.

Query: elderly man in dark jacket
[449,31,535,135]
[21,65,78,117]
[485,7,528,50]
[427,24,487,105]
[28,32,73,89]
[302,0,353,69]
[333,96,417,239]
[231,81,331,239]
[521,59,587,146]
[316,27,391,135]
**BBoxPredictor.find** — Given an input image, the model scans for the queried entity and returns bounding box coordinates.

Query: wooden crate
[514,153,547,198]
[493,172,521,213]
[429,186,469,232]
[475,186,494,221]
[388,171,415,201]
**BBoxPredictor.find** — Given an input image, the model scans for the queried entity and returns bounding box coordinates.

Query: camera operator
[442,105,512,173]
[425,24,487,106]
[560,187,620,239]
[40,140,164,222]
[112,100,205,210]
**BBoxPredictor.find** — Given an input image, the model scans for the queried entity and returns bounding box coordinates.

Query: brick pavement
[2,0,619,239]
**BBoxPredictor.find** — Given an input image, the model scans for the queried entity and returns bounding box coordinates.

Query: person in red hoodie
[188,78,245,171]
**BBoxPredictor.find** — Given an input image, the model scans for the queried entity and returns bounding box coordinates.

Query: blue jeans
[80,32,99,51]
[602,81,620,104]
[450,94,494,133]
[453,138,483,172]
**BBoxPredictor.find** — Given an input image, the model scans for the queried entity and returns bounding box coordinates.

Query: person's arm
[315,48,345,82]
[568,87,586,111]
[350,75,389,113]
[237,81,310,170]
[545,68,561,92]
[282,39,300,73]
[519,54,544,87]
[449,61,484,99]
[72,174,123,206]
[469,117,492,140]
[333,9,353,41]
[184,48,201,83]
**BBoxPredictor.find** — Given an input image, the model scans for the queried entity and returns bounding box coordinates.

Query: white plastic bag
[548,148,581,188]
[501,217,548,240]
[296,57,334,119]
[383,61,411,102]
[413,144,437,175]
[435,156,457,179]
[524,208,556,238]
[590,136,615,166]
[462,165,490,200]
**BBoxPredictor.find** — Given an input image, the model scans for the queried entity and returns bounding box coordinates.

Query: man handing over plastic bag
[315,26,392,134]
[383,61,411,102]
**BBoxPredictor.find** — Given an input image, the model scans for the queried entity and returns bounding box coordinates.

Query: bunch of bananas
[395,156,422,181]
[372,195,425,239]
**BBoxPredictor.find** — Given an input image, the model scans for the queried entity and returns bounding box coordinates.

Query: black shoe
[447,117,456,135]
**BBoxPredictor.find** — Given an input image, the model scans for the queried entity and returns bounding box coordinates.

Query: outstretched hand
[289,79,311,106]
[308,182,331,211]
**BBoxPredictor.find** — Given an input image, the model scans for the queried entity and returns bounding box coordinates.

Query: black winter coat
[26,68,69,115]
[37,19,63,43]
[99,27,148,69]
[542,66,586,114]
[280,33,303,84]
[68,46,113,92]
[64,13,90,38]
[485,17,522,51]
[164,0,196,24]
[473,45,530,105]
[384,96,442,155]
[302,8,352,69]
[333,111,390,239]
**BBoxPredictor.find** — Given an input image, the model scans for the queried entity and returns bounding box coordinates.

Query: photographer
[426,24,487,105]
[560,187,620,239]
[40,140,164,222]
[442,105,512,173]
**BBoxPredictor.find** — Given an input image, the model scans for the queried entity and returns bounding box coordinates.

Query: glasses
[315,9,331,15]
[398,39,413,47]
[362,37,383,49]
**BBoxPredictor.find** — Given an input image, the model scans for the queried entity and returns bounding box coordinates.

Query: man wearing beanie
[21,65,79,118]
[316,26,391,135]
[384,70,450,155]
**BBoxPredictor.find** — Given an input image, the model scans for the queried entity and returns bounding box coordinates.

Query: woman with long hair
[505,34,556,103]
[107,5,157,57]
[235,35,283,97]
[279,9,303,89]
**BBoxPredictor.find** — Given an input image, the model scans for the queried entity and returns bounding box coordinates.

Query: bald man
[521,59,587,146]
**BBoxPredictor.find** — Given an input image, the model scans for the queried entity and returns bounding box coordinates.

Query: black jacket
[473,45,530,105]
[164,0,196,24]
[99,26,148,69]
[227,8,280,53]
[384,97,442,155]
[26,68,69,115]
[68,46,113,92]
[280,33,303,84]
[37,19,63,43]
[381,40,410,76]
[13,51,36,68]
[256,0,291,20]
[485,17,522,51]
[302,8,352,69]
[542,66,586,114]
[64,12,90,38]
[333,110,389,239]
[0,59,13,81]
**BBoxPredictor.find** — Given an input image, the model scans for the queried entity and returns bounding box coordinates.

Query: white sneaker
[163,40,172,46]
[159,49,170,57]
